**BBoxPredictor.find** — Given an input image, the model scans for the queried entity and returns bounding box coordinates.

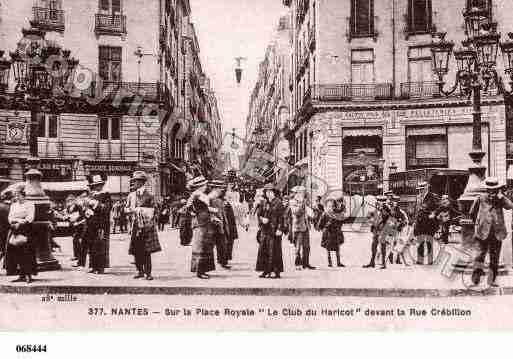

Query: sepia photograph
[1,0,513,338]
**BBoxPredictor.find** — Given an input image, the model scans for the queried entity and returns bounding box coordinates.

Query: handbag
[9,232,28,246]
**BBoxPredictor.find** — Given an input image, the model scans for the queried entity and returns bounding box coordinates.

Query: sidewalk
[1,227,512,297]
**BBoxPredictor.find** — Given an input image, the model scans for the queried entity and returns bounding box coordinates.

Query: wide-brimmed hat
[86,173,106,187]
[131,171,147,182]
[187,176,208,190]
[376,195,387,202]
[392,195,401,201]
[484,177,502,190]
[291,185,306,193]
[384,190,394,197]
[263,183,276,191]
[24,169,43,178]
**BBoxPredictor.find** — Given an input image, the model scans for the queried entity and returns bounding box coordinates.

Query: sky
[189,0,287,151]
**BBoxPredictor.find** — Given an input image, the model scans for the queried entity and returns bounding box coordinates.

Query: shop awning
[343,127,382,138]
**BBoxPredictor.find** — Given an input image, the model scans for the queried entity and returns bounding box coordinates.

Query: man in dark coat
[256,183,285,278]
[469,177,513,287]
[224,196,238,262]
[209,180,231,269]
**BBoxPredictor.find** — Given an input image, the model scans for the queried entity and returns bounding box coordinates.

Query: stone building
[242,16,293,189]
[0,0,223,199]
[280,0,513,199]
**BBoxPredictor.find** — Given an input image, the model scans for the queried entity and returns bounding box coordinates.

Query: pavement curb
[0,285,511,297]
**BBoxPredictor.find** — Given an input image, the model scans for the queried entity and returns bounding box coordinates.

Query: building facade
[277,0,513,199]
[0,0,223,198]
[242,16,293,189]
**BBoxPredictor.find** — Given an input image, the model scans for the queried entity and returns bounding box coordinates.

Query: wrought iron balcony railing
[91,81,163,103]
[400,81,440,99]
[407,157,448,167]
[95,141,125,160]
[32,7,65,32]
[38,139,64,158]
[310,83,393,101]
[94,13,127,36]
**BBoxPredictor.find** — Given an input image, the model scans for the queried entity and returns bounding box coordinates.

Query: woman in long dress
[317,199,345,267]
[187,180,216,279]
[5,189,37,283]
[255,184,285,279]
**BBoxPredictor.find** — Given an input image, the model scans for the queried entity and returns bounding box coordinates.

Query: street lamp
[8,21,78,158]
[430,19,513,210]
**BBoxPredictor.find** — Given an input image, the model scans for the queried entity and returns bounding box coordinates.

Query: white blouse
[8,201,36,225]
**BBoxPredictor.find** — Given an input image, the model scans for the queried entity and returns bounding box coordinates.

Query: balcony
[95,141,125,160]
[311,83,393,101]
[400,82,440,99]
[94,13,126,36]
[92,81,163,103]
[309,26,316,52]
[38,139,64,158]
[32,7,65,33]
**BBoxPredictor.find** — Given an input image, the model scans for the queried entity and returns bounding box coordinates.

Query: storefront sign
[39,162,73,171]
[5,121,28,144]
[84,163,135,173]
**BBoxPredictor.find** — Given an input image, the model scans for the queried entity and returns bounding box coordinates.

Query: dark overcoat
[255,197,285,273]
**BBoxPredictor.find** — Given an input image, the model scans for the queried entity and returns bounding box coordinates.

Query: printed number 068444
[16,345,47,353]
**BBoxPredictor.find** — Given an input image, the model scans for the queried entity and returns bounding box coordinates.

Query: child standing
[317,199,345,267]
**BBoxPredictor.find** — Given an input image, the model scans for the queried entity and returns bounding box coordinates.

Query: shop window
[351,49,374,85]
[350,0,374,38]
[406,132,448,168]
[99,116,121,140]
[407,0,432,35]
[37,113,59,138]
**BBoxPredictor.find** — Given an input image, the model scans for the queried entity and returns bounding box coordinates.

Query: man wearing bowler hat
[289,185,316,270]
[469,177,513,287]
[208,179,231,269]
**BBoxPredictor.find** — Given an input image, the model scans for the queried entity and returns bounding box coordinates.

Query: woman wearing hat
[255,183,285,278]
[82,174,110,274]
[127,171,161,280]
[4,188,37,283]
[185,176,216,279]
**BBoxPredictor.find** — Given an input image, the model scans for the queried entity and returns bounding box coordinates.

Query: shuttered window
[99,116,120,140]
[407,0,432,34]
[99,46,122,82]
[37,113,58,138]
[350,0,374,38]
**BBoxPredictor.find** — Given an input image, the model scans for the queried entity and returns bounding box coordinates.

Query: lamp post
[431,7,513,273]
[2,21,78,271]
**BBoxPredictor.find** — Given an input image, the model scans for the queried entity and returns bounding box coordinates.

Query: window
[350,0,374,38]
[408,47,433,83]
[406,128,448,168]
[466,0,490,10]
[37,113,58,138]
[99,46,122,82]
[99,0,121,14]
[407,0,432,34]
[351,49,374,84]
[99,116,121,140]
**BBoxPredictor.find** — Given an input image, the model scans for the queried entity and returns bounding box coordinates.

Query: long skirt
[255,232,284,273]
[190,225,215,273]
[4,241,38,277]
